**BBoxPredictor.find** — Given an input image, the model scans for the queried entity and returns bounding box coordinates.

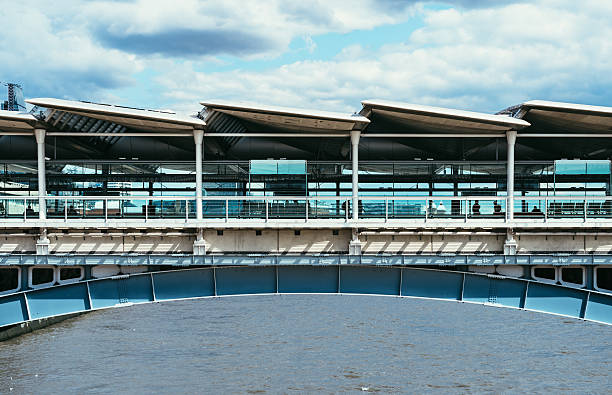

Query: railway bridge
[1,97,612,333]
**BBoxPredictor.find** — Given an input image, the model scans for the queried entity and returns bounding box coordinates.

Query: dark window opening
[0,268,19,292]
[534,267,556,281]
[256,230,262,236]
[59,267,82,281]
[332,230,339,236]
[217,230,223,236]
[561,267,583,285]
[596,267,612,291]
[294,230,301,236]
[32,268,55,285]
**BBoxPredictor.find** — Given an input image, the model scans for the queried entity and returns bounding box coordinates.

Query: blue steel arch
[1,266,611,330]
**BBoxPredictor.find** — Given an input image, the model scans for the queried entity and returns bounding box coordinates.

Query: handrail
[1,195,612,223]
[1,195,611,201]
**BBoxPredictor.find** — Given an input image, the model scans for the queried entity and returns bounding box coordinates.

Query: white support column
[35,128,47,220]
[506,130,517,221]
[350,130,360,221]
[193,129,204,220]
[34,128,49,255]
[193,129,206,255]
[349,130,362,255]
[505,130,518,255]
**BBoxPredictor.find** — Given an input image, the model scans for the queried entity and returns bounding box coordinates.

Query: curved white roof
[0,110,38,133]
[521,100,612,115]
[201,99,369,134]
[26,98,205,132]
[361,99,530,130]
[201,99,370,124]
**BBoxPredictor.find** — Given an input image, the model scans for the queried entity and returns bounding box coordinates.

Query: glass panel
[555,160,587,175]
[269,199,306,218]
[203,200,226,218]
[390,200,426,218]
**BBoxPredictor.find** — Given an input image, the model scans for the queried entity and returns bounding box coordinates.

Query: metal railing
[1,195,611,223]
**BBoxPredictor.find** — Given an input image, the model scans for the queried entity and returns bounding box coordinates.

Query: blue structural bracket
[1,266,611,332]
[4,254,612,266]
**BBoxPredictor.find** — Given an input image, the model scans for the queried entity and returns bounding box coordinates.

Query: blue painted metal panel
[150,256,193,266]
[584,292,612,324]
[340,266,400,295]
[463,275,525,308]
[215,266,276,295]
[278,266,338,293]
[401,269,462,300]
[212,256,276,266]
[88,279,121,308]
[467,255,506,265]
[0,256,22,265]
[0,294,27,326]
[153,269,214,300]
[525,283,586,318]
[592,255,612,265]
[89,275,153,308]
[462,275,490,304]
[277,256,320,265]
[27,283,89,319]
[121,276,153,304]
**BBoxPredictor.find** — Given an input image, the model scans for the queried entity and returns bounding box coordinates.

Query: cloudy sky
[1,0,611,115]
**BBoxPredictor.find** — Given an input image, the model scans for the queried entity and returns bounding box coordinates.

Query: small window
[256,230,262,236]
[294,230,301,236]
[29,266,56,289]
[217,230,224,236]
[0,267,21,294]
[531,266,557,284]
[595,266,612,292]
[332,230,339,236]
[559,266,585,288]
[58,266,84,284]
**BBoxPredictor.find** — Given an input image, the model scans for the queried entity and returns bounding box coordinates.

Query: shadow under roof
[516,100,612,134]
[201,99,370,134]
[26,98,205,133]
[361,99,530,135]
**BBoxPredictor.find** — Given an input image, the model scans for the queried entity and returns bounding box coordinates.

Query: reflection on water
[0,295,610,393]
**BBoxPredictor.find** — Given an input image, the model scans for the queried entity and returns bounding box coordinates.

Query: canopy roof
[26,98,205,134]
[515,100,612,134]
[0,110,38,133]
[361,99,530,135]
[201,99,369,134]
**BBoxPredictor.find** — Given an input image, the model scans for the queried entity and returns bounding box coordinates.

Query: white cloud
[0,2,142,99]
[152,1,612,114]
[1,0,611,115]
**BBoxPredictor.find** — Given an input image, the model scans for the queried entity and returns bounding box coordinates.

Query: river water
[0,295,610,394]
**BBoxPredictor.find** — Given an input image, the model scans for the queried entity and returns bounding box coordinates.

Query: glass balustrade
[2,196,612,222]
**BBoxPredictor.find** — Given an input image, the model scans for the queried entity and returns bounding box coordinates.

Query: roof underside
[361,99,530,135]
[516,100,612,134]
[26,98,205,134]
[201,100,369,134]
